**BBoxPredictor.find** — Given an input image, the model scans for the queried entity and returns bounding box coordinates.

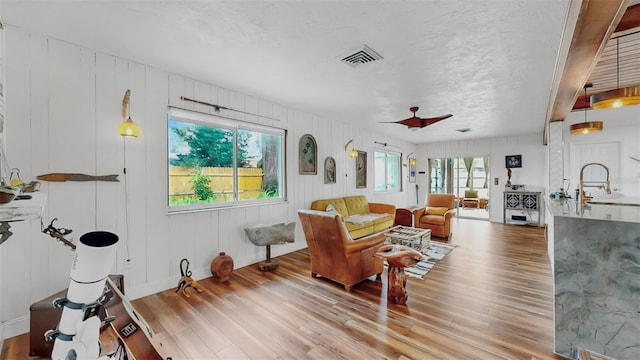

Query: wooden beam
[573,93,592,110]
[543,0,628,144]
[614,3,640,34]
[568,3,639,111]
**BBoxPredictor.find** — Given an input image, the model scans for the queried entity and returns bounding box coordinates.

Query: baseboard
[2,314,29,340]
[125,247,305,299]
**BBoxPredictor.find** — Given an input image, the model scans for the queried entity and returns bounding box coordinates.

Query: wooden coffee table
[383,225,431,254]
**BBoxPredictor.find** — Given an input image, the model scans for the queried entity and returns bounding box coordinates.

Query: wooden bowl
[0,188,17,204]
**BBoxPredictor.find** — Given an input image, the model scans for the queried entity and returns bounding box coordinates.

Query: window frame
[167,107,287,213]
[374,149,402,193]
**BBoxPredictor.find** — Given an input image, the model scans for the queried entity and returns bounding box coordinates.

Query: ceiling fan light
[590,86,640,109]
[570,121,603,135]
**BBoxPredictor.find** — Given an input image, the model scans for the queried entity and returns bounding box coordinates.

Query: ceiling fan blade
[380,116,421,127]
[380,107,453,129]
[399,117,424,128]
[420,114,453,127]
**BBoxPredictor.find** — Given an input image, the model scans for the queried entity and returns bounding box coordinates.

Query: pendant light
[571,85,603,135]
[590,38,640,109]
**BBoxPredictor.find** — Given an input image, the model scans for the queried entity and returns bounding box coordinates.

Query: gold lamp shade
[590,86,640,109]
[589,37,640,109]
[572,84,603,135]
[570,121,603,135]
[118,117,142,138]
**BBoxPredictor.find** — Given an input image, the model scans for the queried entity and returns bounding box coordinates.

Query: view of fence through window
[167,108,285,211]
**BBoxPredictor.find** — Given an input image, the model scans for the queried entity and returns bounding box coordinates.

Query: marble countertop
[546,197,640,224]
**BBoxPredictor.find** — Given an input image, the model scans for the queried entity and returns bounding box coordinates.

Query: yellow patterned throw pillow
[425,207,449,216]
[464,190,478,198]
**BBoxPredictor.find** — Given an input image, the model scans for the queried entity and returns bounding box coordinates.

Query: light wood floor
[1,218,566,359]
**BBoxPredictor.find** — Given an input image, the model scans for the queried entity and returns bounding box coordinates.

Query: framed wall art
[299,134,317,175]
[356,150,367,188]
[505,154,522,169]
[408,158,416,183]
[324,156,336,184]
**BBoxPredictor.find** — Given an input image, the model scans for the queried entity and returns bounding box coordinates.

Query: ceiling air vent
[340,45,383,67]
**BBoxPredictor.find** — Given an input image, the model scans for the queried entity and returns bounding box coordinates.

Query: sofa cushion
[343,219,373,233]
[425,206,449,216]
[419,214,447,226]
[371,213,394,227]
[311,198,350,217]
[343,195,371,216]
[311,196,394,239]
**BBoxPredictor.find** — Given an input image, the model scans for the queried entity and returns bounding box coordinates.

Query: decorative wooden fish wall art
[37,173,120,182]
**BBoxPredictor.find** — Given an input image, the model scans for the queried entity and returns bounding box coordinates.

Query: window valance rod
[180,96,281,122]
[374,141,399,149]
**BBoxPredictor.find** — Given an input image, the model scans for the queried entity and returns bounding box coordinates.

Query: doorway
[428,156,490,220]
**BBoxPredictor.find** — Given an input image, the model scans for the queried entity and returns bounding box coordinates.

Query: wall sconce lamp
[118,89,142,138]
[407,153,417,183]
[571,84,603,135]
[590,38,640,109]
[344,139,358,158]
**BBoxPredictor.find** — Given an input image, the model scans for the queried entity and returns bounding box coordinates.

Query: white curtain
[463,157,474,188]
[483,156,490,188]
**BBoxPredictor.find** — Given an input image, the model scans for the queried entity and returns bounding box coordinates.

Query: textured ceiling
[1,0,583,144]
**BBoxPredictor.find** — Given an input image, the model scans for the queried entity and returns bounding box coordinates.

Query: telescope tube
[51,231,119,360]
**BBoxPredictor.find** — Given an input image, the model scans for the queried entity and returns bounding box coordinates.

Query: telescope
[46,231,119,360]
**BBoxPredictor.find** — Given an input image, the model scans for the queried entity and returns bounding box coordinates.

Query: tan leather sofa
[310,195,395,239]
[297,209,385,292]
[413,193,456,239]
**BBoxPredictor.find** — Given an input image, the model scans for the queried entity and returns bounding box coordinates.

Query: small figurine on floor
[174,258,203,297]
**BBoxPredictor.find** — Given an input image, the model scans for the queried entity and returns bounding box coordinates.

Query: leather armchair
[413,193,456,239]
[297,209,385,291]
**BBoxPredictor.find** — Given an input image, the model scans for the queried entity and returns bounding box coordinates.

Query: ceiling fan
[383,106,452,129]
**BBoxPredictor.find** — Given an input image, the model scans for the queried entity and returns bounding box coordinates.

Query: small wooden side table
[394,206,421,227]
[394,208,413,226]
[375,244,423,305]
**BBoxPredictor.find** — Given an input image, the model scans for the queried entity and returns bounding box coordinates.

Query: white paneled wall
[548,121,564,194]
[563,105,640,198]
[1,27,414,338]
[416,133,548,223]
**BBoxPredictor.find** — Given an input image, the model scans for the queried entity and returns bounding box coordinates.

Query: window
[374,150,401,192]
[167,108,285,212]
[428,157,490,196]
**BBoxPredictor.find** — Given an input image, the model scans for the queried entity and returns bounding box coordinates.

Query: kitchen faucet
[579,162,611,205]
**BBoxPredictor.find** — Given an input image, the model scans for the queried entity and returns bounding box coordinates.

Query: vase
[210,252,233,283]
